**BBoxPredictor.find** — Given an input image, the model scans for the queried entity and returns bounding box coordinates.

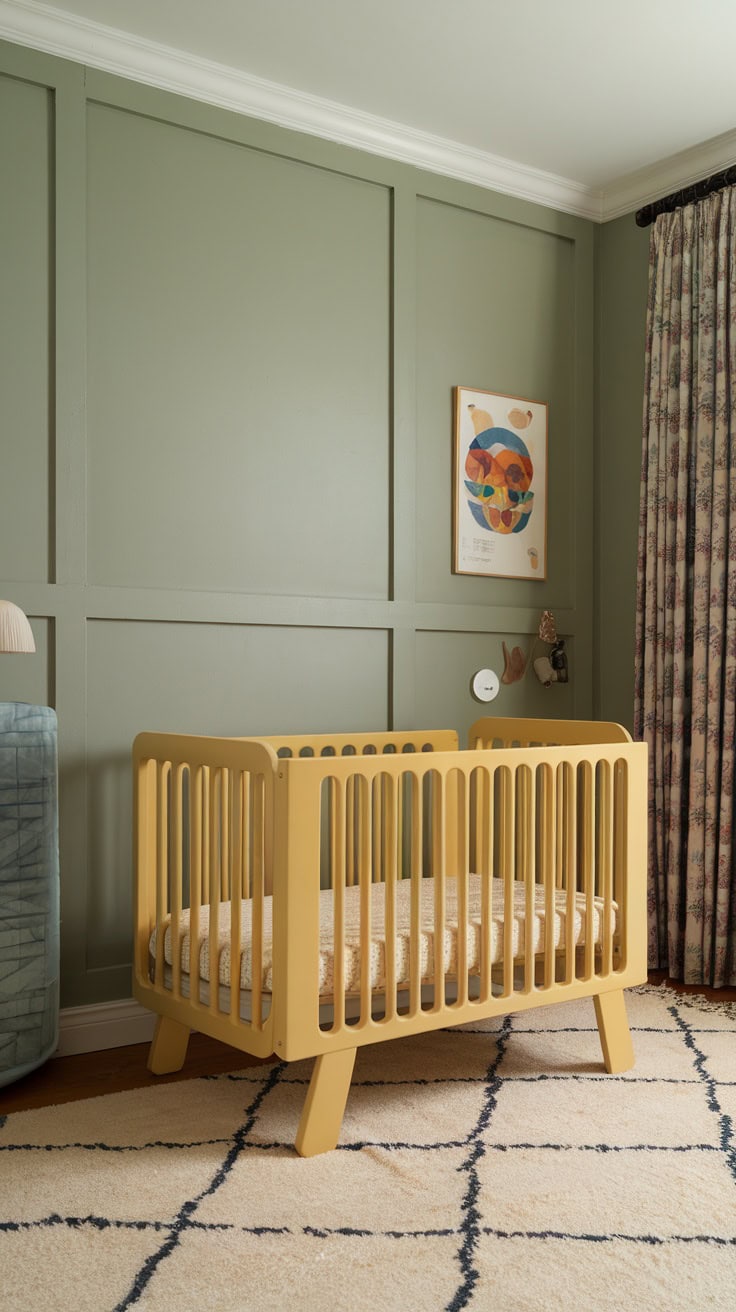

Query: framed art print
[453,385,548,580]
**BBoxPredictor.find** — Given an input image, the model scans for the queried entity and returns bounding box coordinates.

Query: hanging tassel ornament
[538,609,558,644]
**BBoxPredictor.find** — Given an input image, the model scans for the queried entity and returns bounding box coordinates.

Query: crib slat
[455,770,469,1009]
[241,771,251,900]
[221,767,230,904]
[383,773,398,1022]
[523,767,535,995]
[554,761,565,987]
[358,775,372,1025]
[478,766,492,1005]
[200,765,211,1005]
[501,769,515,999]
[563,763,576,986]
[154,760,170,990]
[581,762,595,981]
[470,763,480,877]
[372,775,382,885]
[396,770,404,894]
[208,767,221,1017]
[409,770,422,1018]
[135,758,156,971]
[331,777,346,1032]
[434,771,448,1011]
[346,775,356,889]
[229,771,243,1025]
[539,765,555,990]
[515,765,526,898]
[251,772,265,1030]
[598,761,614,977]
[201,765,210,905]
[171,763,184,1000]
[444,765,459,895]
[555,763,564,894]
[614,759,629,970]
[189,765,202,1006]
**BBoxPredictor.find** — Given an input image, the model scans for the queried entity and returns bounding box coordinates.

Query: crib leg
[594,990,635,1073]
[147,1015,191,1074]
[295,1047,357,1157]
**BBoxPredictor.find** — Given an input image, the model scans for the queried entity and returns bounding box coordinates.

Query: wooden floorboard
[647,970,736,1002]
[0,1033,273,1115]
[1,974,733,1114]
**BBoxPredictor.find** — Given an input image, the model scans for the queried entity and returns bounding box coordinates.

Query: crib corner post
[295,1047,357,1157]
[593,989,635,1073]
[147,1014,191,1074]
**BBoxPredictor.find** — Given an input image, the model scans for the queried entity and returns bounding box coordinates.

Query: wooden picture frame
[452,385,548,580]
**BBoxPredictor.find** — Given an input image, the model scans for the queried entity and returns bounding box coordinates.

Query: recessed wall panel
[415,198,575,606]
[415,629,575,745]
[0,618,52,707]
[85,619,389,969]
[86,105,391,598]
[0,76,51,582]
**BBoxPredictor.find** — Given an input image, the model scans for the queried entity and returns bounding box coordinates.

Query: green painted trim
[414,170,588,241]
[0,36,81,88]
[389,181,418,728]
[83,64,410,192]
[390,182,417,605]
[54,73,87,586]
[81,65,593,244]
[54,604,88,993]
[593,223,602,719]
[389,629,417,731]
[0,583,580,636]
[570,220,596,717]
[52,66,90,999]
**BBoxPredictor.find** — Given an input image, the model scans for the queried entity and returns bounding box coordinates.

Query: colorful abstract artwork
[453,386,547,579]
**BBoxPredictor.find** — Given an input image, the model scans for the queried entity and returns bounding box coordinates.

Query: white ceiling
[4,0,736,219]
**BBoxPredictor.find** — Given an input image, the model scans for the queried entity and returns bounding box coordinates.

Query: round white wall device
[470,668,500,703]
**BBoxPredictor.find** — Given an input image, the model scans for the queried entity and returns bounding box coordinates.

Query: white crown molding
[600,127,736,222]
[3,2,735,224]
[0,0,604,221]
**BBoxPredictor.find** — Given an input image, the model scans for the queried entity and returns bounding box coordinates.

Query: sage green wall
[595,215,650,730]
[0,75,51,586]
[0,39,595,1008]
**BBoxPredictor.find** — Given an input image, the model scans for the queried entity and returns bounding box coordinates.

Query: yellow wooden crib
[133,717,648,1156]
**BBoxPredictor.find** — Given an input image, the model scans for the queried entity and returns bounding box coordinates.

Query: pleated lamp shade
[0,600,36,653]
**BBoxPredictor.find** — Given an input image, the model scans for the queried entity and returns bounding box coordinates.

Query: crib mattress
[151,877,616,998]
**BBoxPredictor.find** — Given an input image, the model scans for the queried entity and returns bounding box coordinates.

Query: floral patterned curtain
[635,188,736,986]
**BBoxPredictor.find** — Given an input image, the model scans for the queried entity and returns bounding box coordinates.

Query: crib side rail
[133,733,278,1058]
[240,729,459,757]
[469,717,632,748]
[272,741,648,1061]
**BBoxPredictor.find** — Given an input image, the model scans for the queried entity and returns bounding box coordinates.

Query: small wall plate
[470,668,500,703]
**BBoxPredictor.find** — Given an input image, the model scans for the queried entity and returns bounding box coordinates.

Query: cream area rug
[1,986,734,1312]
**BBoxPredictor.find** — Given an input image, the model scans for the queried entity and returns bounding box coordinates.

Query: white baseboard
[56,998,156,1057]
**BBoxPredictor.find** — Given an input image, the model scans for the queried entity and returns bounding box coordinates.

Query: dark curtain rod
[635,163,736,226]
